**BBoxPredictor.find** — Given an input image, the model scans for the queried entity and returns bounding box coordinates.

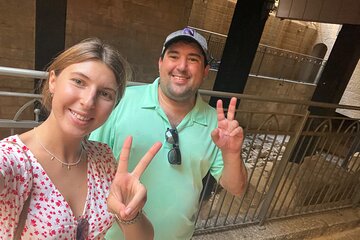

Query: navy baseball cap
[161,27,209,64]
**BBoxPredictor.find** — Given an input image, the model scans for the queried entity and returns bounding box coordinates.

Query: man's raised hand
[211,97,243,154]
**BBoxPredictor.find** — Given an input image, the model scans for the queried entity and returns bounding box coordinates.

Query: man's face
[158,41,209,103]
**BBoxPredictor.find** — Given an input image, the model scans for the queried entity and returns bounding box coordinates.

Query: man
[90,27,248,240]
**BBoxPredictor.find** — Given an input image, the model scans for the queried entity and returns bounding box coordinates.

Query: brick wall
[0,0,193,137]
[188,0,235,35]
[66,0,193,82]
[0,0,35,138]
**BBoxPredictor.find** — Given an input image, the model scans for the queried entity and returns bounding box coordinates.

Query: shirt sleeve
[209,147,224,182]
[0,141,33,205]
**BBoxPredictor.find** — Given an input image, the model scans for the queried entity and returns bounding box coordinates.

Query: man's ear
[48,71,57,94]
[203,64,210,78]
[158,57,163,70]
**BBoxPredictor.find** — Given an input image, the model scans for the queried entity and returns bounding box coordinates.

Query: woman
[0,38,161,239]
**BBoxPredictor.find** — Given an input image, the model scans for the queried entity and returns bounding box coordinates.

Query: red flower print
[30,219,37,227]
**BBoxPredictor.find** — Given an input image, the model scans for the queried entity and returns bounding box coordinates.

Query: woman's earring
[50,93,54,98]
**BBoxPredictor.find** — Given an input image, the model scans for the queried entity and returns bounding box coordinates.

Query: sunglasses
[76,218,89,240]
[165,128,181,165]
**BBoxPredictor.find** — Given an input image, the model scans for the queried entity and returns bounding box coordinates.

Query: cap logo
[183,27,194,36]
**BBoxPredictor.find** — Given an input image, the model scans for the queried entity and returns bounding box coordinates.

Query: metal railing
[190,26,327,84]
[1,66,359,236]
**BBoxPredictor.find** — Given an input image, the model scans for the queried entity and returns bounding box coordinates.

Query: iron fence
[195,95,360,235]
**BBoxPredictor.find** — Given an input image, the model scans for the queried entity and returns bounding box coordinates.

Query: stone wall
[237,76,316,130]
[262,13,318,54]
[314,23,341,59]
[189,1,319,55]
[338,60,360,118]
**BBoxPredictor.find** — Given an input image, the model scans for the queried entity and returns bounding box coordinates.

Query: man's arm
[219,149,248,196]
[211,97,248,196]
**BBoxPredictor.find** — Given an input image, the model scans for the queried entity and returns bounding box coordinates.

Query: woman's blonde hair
[41,38,131,112]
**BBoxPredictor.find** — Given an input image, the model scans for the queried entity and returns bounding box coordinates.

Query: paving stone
[192,207,360,240]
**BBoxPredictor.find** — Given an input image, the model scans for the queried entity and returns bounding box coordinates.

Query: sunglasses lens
[165,128,178,144]
[168,147,181,165]
[165,128,181,165]
[165,131,175,144]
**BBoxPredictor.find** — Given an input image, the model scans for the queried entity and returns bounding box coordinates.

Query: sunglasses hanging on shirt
[165,128,182,165]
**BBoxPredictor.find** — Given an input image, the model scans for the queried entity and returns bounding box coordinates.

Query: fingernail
[125,207,132,215]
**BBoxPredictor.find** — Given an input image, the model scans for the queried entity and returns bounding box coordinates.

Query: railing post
[353,191,360,207]
[255,45,266,75]
[257,110,310,225]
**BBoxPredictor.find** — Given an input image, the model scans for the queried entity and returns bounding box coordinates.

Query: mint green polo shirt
[90,78,224,240]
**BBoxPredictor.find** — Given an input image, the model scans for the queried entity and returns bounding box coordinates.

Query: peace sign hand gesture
[211,97,248,197]
[107,136,162,222]
[211,97,244,157]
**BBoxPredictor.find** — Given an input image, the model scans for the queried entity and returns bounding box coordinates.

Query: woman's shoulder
[1,135,28,154]
[83,139,115,163]
[83,139,113,153]
[0,135,32,178]
[83,140,117,178]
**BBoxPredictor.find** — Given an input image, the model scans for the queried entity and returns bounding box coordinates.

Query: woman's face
[48,60,118,138]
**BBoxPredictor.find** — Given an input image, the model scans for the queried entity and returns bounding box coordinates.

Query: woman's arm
[0,173,4,193]
[107,136,162,240]
[117,212,154,240]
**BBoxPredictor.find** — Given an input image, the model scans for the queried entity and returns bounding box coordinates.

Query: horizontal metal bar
[0,91,42,98]
[0,119,40,128]
[0,66,48,79]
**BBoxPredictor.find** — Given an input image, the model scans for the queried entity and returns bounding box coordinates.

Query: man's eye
[189,57,200,63]
[168,55,178,59]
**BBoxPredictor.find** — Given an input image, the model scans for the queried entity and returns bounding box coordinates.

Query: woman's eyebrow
[70,72,90,79]
[70,72,117,92]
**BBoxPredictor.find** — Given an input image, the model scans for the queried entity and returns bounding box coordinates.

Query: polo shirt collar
[140,77,161,109]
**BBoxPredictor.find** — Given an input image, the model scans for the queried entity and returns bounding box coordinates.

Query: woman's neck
[34,120,84,164]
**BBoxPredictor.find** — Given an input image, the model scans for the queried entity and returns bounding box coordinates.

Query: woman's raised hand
[107,136,162,221]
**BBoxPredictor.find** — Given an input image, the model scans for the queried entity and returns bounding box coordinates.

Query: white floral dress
[0,135,117,239]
